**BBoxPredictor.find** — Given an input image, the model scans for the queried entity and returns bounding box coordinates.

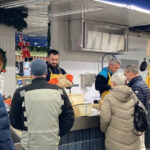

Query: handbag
[133,94,148,136]
[140,58,147,72]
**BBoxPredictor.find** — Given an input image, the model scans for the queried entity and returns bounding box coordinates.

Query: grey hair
[111,73,126,85]
[125,64,139,74]
[109,57,121,65]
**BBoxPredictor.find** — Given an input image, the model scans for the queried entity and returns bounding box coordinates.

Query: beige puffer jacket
[100,85,140,150]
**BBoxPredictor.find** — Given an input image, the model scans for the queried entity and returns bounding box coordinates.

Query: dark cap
[31,59,47,76]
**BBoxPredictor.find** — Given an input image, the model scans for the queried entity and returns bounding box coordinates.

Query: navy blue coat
[128,76,149,110]
[0,94,15,150]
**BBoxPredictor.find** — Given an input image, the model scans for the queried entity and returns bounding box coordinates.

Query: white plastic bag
[84,83,100,103]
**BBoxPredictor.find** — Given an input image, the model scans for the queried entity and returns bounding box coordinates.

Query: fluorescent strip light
[94,0,127,8]
[94,0,150,14]
[130,5,150,14]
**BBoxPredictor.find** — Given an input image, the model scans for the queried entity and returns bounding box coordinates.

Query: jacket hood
[111,85,133,102]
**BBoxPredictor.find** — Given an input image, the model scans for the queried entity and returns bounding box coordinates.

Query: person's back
[128,76,149,110]
[0,93,15,150]
[100,73,140,150]
[10,60,74,150]
[13,79,73,150]
[124,64,149,110]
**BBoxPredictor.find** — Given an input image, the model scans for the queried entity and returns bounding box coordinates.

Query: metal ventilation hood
[49,0,150,27]
[48,0,150,53]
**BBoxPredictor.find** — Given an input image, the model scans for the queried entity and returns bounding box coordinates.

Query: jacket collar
[128,76,142,87]
[104,67,113,75]
[32,77,47,83]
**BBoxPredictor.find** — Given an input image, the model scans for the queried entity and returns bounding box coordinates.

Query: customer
[100,73,140,150]
[0,93,15,150]
[124,64,149,110]
[9,59,74,150]
[124,64,149,150]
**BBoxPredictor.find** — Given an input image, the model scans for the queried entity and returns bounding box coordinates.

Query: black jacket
[128,76,149,110]
[10,77,74,136]
[95,67,112,95]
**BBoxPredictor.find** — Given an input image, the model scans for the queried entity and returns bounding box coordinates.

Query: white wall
[0,20,148,98]
[118,36,148,79]
[51,19,149,94]
[0,24,16,97]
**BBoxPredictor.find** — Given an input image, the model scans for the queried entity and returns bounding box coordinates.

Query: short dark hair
[47,49,59,57]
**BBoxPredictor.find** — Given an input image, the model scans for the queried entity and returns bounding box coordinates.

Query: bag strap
[132,93,142,136]
[132,93,138,105]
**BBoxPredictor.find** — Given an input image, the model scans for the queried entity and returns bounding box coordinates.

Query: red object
[18,40,25,48]
[26,41,30,47]
[22,47,31,59]
[48,78,58,85]
[2,69,6,73]
[66,74,73,82]
[4,98,12,106]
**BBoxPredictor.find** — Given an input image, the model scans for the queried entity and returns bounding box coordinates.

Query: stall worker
[46,49,73,85]
[95,57,120,105]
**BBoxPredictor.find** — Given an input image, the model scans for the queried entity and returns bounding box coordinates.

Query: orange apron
[146,64,150,89]
[99,73,111,108]
[101,73,111,99]
[49,67,63,81]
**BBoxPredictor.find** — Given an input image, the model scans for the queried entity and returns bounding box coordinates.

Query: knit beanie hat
[31,59,47,76]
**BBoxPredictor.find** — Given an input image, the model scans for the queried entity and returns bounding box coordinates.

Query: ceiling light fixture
[93,0,150,14]
[94,0,127,8]
[130,5,150,14]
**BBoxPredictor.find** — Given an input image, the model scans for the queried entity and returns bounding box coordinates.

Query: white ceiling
[1,0,150,36]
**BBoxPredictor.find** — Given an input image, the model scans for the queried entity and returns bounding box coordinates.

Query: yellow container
[68,94,84,105]
[73,103,93,118]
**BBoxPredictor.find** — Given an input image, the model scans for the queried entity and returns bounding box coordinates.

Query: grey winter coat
[100,85,140,150]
